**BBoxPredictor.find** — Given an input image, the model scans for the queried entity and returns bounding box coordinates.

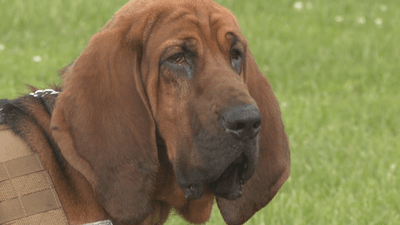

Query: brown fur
[0,0,290,224]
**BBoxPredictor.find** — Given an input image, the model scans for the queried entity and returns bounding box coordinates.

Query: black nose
[221,104,262,140]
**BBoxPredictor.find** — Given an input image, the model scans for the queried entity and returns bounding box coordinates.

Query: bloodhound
[0,0,290,224]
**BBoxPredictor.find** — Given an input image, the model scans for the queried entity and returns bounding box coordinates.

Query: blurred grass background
[1,0,399,224]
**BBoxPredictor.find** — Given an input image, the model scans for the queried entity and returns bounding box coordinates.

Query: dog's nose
[221,104,262,140]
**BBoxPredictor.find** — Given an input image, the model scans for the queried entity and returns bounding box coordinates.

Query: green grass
[1,0,399,224]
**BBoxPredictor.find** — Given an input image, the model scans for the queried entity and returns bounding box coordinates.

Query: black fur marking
[0,97,29,135]
[0,99,12,124]
[0,99,12,109]
[1,92,69,182]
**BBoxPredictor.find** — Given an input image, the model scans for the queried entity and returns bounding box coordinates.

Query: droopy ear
[217,50,290,225]
[50,16,159,224]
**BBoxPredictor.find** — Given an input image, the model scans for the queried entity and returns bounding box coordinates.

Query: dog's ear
[217,50,290,225]
[51,12,159,224]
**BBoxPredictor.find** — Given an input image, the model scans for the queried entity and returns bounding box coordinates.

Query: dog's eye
[231,49,243,74]
[168,53,185,64]
[231,49,241,61]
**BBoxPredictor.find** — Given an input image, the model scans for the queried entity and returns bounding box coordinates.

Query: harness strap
[84,220,113,225]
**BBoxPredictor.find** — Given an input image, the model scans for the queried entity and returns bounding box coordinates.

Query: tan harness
[0,125,68,224]
[0,125,114,225]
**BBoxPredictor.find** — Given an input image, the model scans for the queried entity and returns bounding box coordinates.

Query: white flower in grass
[33,55,42,62]
[375,18,383,26]
[0,44,5,51]
[306,2,313,9]
[281,102,288,108]
[293,1,303,10]
[335,16,343,23]
[357,17,366,24]
[380,5,387,12]
[390,164,396,171]
[387,163,396,180]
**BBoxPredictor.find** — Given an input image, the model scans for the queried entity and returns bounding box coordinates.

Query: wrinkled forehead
[120,0,238,20]
[119,0,243,45]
